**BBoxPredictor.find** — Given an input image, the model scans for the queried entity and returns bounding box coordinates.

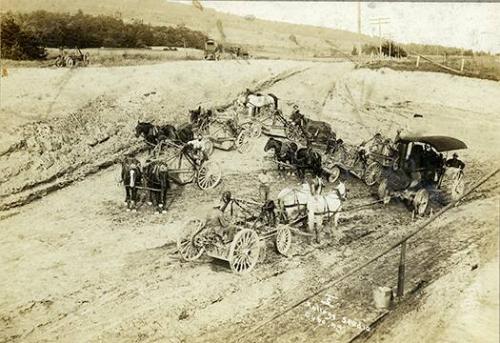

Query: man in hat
[445,153,465,170]
[258,169,273,202]
[204,191,234,242]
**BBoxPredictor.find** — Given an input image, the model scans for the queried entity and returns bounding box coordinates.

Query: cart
[177,196,298,273]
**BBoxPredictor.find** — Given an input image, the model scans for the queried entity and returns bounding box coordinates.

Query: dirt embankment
[0,60,317,210]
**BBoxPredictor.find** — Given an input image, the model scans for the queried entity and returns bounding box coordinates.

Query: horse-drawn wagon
[204,39,221,60]
[376,135,467,216]
[177,193,294,273]
[323,134,399,186]
[121,140,221,213]
[55,47,90,67]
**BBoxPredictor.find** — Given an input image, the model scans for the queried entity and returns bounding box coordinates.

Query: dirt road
[0,60,499,342]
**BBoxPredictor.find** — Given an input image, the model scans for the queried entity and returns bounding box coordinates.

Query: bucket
[373,286,393,309]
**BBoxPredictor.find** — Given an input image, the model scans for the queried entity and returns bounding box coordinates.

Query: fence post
[460,58,465,72]
[397,240,407,297]
[416,55,420,68]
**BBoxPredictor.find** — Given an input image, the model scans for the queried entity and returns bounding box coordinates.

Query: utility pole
[357,2,362,56]
[369,17,390,58]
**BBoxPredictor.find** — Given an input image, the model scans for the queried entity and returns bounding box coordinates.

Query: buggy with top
[376,135,467,216]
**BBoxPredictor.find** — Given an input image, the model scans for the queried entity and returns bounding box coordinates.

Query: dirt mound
[0,61,312,210]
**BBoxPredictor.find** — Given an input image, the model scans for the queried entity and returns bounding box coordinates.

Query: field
[363,55,500,81]
[0,60,499,342]
[1,48,206,68]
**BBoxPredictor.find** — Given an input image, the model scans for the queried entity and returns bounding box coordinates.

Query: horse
[136,121,194,147]
[189,106,215,133]
[289,111,336,149]
[238,89,279,117]
[143,161,170,214]
[176,122,195,144]
[295,146,324,181]
[276,181,346,242]
[263,138,298,177]
[121,157,142,211]
[135,121,163,147]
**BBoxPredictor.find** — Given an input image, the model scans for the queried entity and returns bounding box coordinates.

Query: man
[258,169,273,201]
[445,153,465,170]
[204,191,233,242]
[184,137,208,165]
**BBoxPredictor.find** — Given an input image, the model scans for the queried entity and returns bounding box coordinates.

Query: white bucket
[373,286,393,309]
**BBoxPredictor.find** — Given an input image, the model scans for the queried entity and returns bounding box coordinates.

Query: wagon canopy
[398,135,467,152]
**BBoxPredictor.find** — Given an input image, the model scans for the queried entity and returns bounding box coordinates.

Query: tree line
[1,10,209,60]
[356,41,493,58]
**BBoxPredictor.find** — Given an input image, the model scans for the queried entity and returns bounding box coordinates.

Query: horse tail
[269,93,279,109]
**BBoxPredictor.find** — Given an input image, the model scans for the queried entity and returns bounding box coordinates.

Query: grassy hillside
[2,0,377,58]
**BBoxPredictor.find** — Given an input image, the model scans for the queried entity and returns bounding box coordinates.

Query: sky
[171,1,500,53]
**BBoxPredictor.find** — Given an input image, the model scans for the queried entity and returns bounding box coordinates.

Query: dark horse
[143,160,170,214]
[295,146,324,181]
[264,137,298,178]
[189,106,215,133]
[121,157,142,211]
[264,137,323,181]
[289,111,336,152]
[135,121,195,151]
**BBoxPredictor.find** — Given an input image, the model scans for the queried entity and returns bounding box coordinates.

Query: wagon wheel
[329,166,341,183]
[235,130,251,153]
[177,219,205,261]
[203,138,214,157]
[323,158,341,183]
[275,225,292,256]
[284,125,305,144]
[364,162,383,186]
[66,57,74,67]
[228,229,260,273]
[250,122,262,138]
[441,171,465,202]
[197,161,222,190]
[413,188,429,216]
[377,179,391,205]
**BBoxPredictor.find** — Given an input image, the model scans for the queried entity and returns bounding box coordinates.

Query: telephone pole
[357,2,362,56]
[369,17,390,58]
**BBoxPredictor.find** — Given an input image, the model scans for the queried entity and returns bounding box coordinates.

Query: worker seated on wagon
[291,104,301,117]
[204,191,235,243]
[445,153,465,170]
[443,153,465,181]
[184,137,209,165]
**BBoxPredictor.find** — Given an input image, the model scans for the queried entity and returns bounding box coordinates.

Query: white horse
[237,89,278,116]
[276,181,346,228]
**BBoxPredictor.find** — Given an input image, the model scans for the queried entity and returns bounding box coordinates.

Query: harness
[148,126,159,137]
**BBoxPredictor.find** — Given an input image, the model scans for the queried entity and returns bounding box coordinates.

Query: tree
[1,13,47,60]
[351,46,358,56]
